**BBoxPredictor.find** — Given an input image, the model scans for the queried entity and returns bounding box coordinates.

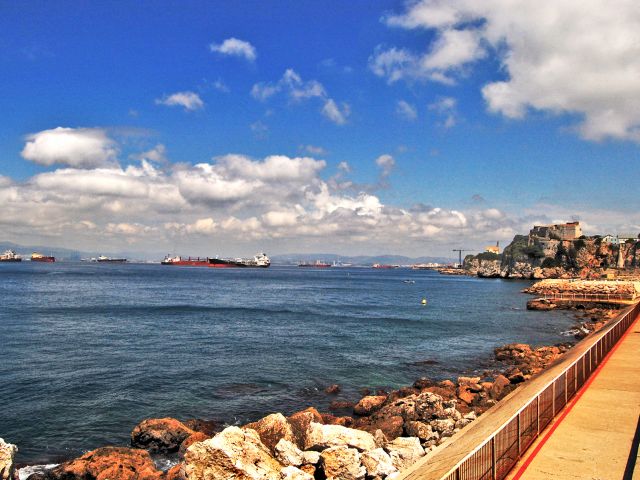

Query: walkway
[509,314,640,480]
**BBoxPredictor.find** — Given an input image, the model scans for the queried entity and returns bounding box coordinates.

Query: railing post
[492,437,496,480]
[536,395,540,435]
[517,413,521,455]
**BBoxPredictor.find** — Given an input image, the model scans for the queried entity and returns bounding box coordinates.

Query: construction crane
[452,249,473,268]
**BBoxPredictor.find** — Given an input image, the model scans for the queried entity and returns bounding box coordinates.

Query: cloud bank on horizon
[0,2,639,256]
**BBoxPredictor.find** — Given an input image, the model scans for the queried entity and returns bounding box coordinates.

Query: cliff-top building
[529,221,582,243]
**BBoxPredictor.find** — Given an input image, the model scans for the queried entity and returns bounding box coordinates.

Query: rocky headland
[461,233,640,280]
[7,301,622,480]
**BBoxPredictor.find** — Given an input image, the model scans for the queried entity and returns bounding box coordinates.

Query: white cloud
[251,69,350,125]
[155,91,204,111]
[396,100,417,121]
[210,37,257,62]
[132,144,168,164]
[21,127,118,168]
[321,99,350,125]
[375,154,395,177]
[300,145,327,156]
[377,0,640,142]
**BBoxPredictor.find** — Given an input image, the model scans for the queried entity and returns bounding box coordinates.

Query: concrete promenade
[509,313,640,480]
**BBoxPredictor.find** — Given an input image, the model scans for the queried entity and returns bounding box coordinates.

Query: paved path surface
[509,315,640,480]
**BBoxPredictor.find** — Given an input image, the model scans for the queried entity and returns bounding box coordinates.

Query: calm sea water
[0,262,576,464]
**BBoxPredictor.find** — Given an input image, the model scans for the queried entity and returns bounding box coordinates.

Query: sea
[0,262,577,465]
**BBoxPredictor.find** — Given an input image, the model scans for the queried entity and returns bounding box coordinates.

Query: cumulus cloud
[375,0,640,142]
[375,154,395,177]
[209,37,257,62]
[396,100,418,121]
[21,127,118,168]
[251,69,350,125]
[155,91,204,111]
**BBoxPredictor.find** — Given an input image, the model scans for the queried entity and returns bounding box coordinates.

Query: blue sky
[0,1,639,256]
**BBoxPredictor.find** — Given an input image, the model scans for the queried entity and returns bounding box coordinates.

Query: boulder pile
[524,279,637,298]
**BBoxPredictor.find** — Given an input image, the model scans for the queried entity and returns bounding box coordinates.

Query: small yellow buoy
[421,298,427,305]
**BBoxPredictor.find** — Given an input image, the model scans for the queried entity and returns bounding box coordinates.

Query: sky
[0,0,639,258]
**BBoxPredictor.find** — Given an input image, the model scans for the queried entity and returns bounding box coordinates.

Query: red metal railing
[437,301,640,480]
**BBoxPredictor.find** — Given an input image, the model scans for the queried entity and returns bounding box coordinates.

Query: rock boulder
[131,418,195,453]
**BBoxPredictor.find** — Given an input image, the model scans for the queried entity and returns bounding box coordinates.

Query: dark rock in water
[324,384,341,395]
[353,396,387,416]
[131,418,195,454]
[44,447,162,480]
[408,359,440,367]
[386,386,419,403]
[183,419,219,437]
[329,400,355,411]
[412,377,434,389]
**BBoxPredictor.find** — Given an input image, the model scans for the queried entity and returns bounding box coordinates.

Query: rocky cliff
[465,235,640,279]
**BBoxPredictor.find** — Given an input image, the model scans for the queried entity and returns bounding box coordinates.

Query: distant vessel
[31,252,55,263]
[372,263,398,269]
[0,249,22,262]
[97,255,127,263]
[298,260,332,268]
[162,253,270,268]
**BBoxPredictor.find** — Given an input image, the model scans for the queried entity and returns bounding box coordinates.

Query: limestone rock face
[274,439,304,467]
[279,466,314,480]
[353,396,387,416]
[287,408,324,450]
[301,451,320,465]
[384,437,425,471]
[179,432,210,457]
[131,418,195,453]
[244,413,296,454]
[304,423,376,452]
[319,447,365,480]
[404,421,438,442]
[47,447,162,480]
[183,427,282,480]
[360,448,397,478]
[0,439,17,480]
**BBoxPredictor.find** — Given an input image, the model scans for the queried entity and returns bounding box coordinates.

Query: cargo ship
[162,253,270,268]
[97,255,127,263]
[31,252,55,262]
[0,249,22,262]
[372,263,398,269]
[298,260,332,268]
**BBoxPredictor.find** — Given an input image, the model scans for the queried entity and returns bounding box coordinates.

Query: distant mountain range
[1,241,455,265]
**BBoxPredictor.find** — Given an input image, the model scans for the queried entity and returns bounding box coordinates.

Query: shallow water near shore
[0,263,577,464]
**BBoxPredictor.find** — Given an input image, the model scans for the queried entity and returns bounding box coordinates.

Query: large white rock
[0,439,17,480]
[274,439,304,467]
[183,426,283,480]
[384,437,425,470]
[301,451,320,465]
[360,448,397,478]
[305,422,376,452]
[320,446,365,480]
[280,465,314,480]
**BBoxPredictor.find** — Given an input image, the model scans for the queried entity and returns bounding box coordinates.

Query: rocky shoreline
[3,305,620,480]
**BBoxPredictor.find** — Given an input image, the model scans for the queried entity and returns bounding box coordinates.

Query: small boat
[402,280,415,284]
[298,260,331,268]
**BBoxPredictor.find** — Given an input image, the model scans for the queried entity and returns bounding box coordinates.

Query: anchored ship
[97,255,127,263]
[31,252,55,263]
[0,250,22,262]
[162,252,270,268]
[298,260,332,268]
[372,263,398,269]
